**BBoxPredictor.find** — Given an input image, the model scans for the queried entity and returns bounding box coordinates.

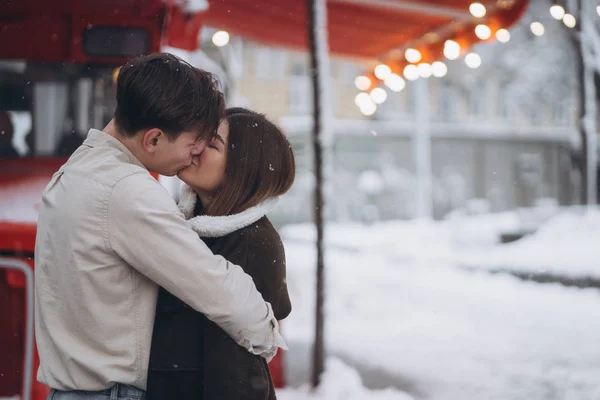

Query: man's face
[149,131,206,176]
[177,121,229,196]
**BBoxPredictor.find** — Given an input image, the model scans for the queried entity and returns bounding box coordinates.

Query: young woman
[147,108,295,400]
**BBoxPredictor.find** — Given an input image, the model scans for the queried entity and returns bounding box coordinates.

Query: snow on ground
[280,211,600,399]
[457,208,600,279]
[282,206,600,278]
[277,358,415,400]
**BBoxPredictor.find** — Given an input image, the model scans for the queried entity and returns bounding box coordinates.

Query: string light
[495,29,510,43]
[405,48,422,63]
[469,2,486,18]
[549,5,565,20]
[465,53,482,69]
[530,22,545,36]
[355,92,372,108]
[431,61,448,78]
[444,40,461,60]
[403,64,420,81]
[374,64,392,80]
[383,73,406,92]
[418,63,433,78]
[563,14,576,28]
[359,100,377,116]
[370,87,388,104]
[352,4,522,104]
[212,31,230,47]
[475,24,492,40]
[354,76,372,91]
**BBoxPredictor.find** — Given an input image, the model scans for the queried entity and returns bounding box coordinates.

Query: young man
[34,53,285,400]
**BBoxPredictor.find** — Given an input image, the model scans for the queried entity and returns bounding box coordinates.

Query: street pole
[580,0,598,205]
[413,77,433,219]
[307,0,333,388]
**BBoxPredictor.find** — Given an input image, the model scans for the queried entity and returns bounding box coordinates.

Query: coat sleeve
[107,173,284,358]
[227,226,292,321]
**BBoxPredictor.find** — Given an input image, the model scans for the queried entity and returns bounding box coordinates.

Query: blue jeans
[47,383,146,400]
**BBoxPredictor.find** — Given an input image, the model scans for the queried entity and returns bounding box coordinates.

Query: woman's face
[177,121,229,198]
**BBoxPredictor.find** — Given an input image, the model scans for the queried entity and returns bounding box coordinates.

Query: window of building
[468,80,485,121]
[254,46,286,80]
[289,62,311,115]
[438,83,457,122]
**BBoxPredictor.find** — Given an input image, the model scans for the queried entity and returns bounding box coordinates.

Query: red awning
[170,0,528,62]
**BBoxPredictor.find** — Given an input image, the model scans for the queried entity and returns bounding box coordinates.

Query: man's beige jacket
[34,129,282,391]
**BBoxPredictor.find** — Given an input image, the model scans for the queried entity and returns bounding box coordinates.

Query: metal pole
[0,258,35,400]
[307,0,332,388]
[580,0,598,205]
[413,77,433,218]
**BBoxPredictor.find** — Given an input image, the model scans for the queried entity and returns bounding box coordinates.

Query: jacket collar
[83,129,146,170]
[178,183,278,238]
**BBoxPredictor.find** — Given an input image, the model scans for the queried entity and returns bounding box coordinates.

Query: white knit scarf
[177,183,278,238]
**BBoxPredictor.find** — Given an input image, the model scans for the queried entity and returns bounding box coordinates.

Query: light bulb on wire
[469,2,486,18]
[465,53,482,69]
[403,64,420,81]
[212,31,230,47]
[359,97,377,116]
[549,5,565,20]
[354,76,371,91]
[495,29,510,43]
[563,14,576,28]
[374,64,392,80]
[475,24,492,40]
[355,92,372,108]
[530,22,545,37]
[384,73,406,92]
[444,40,461,60]
[418,63,433,78]
[370,87,388,104]
[405,48,422,63]
[432,61,448,78]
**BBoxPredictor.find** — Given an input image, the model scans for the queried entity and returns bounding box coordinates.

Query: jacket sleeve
[106,173,285,358]
[228,227,292,321]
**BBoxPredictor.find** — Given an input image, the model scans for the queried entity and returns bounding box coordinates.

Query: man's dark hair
[114,52,225,141]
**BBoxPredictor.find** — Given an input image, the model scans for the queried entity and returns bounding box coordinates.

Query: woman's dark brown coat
[147,215,291,400]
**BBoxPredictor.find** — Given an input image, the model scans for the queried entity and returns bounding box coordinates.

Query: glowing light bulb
[354,75,372,91]
[432,61,448,78]
[405,48,422,63]
[403,64,419,81]
[374,64,392,80]
[475,24,492,40]
[370,87,388,104]
[563,14,576,28]
[444,40,461,60]
[495,29,510,43]
[418,63,433,78]
[359,101,377,116]
[383,73,406,92]
[530,22,545,37]
[212,31,230,47]
[549,5,565,20]
[465,53,482,69]
[469,2,486,18]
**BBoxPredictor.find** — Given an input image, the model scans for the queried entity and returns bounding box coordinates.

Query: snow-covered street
[278,210,600,399]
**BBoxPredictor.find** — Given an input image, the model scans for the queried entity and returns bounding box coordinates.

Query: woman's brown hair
[203,108,296,216]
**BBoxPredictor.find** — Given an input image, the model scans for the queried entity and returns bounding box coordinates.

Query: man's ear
[142,129,163,153]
